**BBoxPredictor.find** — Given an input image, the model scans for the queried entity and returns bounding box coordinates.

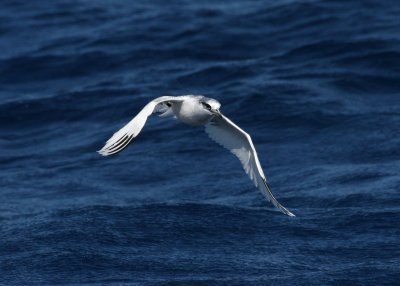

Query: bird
[98,95,295,216]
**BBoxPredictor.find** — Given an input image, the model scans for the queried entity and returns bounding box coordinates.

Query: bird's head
[200,97,221,117]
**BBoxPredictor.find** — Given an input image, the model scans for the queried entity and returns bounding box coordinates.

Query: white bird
[98,95,295,216]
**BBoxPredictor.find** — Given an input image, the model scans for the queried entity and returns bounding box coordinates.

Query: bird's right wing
[98,96,184,156]
[205,113,295,216]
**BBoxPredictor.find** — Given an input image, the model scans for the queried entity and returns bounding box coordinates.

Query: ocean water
[1,0,400,285]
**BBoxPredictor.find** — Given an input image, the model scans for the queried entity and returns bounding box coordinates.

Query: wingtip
[97,149,109,156]
[286,211,296,217]
[280,205,296,217]
[262,178,296,217]
[279,206,296,217]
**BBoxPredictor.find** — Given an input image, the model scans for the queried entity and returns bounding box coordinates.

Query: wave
[1,0,400,284]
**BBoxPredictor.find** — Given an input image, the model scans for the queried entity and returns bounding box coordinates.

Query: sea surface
[1,0,400,285]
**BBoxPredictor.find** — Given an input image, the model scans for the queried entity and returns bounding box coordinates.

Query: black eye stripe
[201,102,211,110]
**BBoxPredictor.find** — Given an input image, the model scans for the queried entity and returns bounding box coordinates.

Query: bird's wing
[205,113,295,216]
[98,96,184,156]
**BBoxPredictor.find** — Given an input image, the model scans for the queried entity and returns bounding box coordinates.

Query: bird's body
[99,95,295,216]
[168,95,220,126]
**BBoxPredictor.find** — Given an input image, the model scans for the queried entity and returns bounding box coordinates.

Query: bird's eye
[202,102,211,110]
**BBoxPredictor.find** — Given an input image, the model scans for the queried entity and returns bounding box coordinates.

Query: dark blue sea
[1,0,400,285]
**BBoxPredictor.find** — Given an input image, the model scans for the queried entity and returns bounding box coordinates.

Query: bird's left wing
[98,96,184,156]
[205,114,295,216]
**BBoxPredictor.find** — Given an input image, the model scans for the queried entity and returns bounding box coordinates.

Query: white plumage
[99,95,295,216]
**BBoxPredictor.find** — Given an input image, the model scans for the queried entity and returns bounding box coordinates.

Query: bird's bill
[211,109,222,118]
